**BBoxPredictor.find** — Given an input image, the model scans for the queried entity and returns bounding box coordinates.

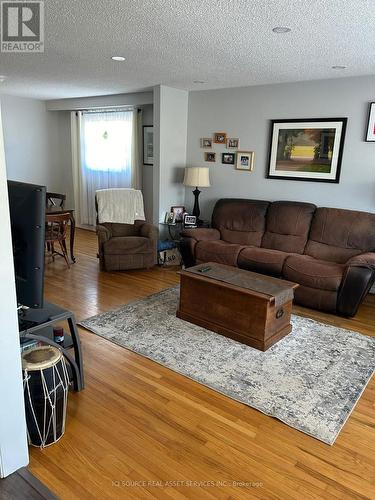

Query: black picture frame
[267,118,347,183]
[143,125,153,165]
[222,153,235,165]
[365,102,375,142]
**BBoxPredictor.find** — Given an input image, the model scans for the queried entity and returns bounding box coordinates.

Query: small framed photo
[200,138,213,148]
[143,126,153,165]
[222,153,235,165]
[204,152,216,162]
[236,151,255,171]
[164,212,176,225]
[214,132,227,144]
[365,103,375,142]
[227,138,239,149]
[183,214,197,228]
[171,205,185,222]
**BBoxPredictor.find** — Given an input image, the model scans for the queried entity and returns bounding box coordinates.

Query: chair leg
[58,237,70,269]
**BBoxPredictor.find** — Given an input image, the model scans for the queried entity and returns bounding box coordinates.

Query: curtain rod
[80,106,140,114]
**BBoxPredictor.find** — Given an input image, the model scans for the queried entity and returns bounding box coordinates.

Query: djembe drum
[22,346,70,448]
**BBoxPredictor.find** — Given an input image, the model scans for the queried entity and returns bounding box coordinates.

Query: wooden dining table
[46,207,76,263]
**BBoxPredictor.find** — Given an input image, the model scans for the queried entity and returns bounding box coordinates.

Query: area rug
[80,287,375,445]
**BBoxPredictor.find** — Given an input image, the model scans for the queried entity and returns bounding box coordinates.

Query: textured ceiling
[0,0,374,99]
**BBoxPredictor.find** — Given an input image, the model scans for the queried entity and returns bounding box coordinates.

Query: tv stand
[19,302,84,391]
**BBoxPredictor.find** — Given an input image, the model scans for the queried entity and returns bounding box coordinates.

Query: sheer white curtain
[71,109,142,228]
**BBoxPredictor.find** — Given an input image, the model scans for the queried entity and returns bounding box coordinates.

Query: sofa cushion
[261,201,316,254]
[238,247,291,276]
[305,207,375,263]
[104,236,151,255]
[212,199,269,246]
[283,255,345,291]
[294,286,338,313]
[195,240,243,266]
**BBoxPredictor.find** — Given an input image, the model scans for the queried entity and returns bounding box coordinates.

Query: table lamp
[183,167,211,224]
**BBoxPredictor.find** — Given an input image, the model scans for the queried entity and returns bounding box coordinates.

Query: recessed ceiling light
[272,27,291,33]
[111,56,125,62]
[332,65,346,70]
[193,80,206,84]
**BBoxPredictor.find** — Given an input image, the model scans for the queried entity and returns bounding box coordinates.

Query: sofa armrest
[337,253,375,317]
[97,224,112,243]
[180,228,220,242]
[135,220,159,241]
[346,252,375,270]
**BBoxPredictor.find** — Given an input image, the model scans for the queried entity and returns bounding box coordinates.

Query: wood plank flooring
[29,229,375,499]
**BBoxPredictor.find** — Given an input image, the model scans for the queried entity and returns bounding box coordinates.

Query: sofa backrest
[212,198,269,246]
[261,201,316,254]
[305,207,375,263]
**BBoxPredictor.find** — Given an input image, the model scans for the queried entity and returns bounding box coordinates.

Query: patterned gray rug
[80,287,375,445]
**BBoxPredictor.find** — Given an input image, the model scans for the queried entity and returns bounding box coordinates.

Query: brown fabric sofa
[97,220,158,271]
[181,199,375,316]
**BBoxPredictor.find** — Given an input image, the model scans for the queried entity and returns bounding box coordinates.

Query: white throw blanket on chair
[96,188,145,224]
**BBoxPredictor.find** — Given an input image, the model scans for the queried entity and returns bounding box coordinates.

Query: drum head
[22,346,62,371]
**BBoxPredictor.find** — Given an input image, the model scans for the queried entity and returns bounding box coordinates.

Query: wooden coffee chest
[177,263,299,351]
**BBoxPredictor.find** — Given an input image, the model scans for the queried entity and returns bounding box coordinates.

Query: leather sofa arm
[346,252,375,270]
[180,228,220,242]
[337,253,375,317]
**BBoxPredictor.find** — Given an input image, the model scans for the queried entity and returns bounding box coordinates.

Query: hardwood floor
[29,229,375,499]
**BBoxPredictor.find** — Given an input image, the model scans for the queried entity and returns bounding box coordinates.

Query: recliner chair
[95,189,158,272]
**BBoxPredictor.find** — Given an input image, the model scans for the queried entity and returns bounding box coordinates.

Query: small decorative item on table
[170,206,185,222]
[183,214,197,228]
[164,211,176,225]
[236,151,255,171]
[214,132,227,144]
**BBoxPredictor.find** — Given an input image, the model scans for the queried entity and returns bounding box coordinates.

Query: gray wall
[153,85,188,226]
[186,76,375,219]
[1,95,71,198]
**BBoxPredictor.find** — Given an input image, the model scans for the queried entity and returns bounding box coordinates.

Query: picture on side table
[170,206,185,222]
[365,103,375,142]
[222,153,235,165]
[267,118,347,182]
[204,152,216,162]
[164,212,176,225]
[214,132,227,144]
[200,138,213,148]
[227,138,239,148]
[236,151,254,171]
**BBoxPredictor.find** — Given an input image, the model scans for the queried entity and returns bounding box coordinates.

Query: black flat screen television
[7,180,46,308]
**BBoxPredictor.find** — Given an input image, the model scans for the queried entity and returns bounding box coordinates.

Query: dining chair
[45,212,71,268]
[46,192,66,209]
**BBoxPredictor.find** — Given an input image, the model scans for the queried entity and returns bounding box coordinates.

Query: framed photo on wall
[236,151,254,171]
[214,132,227,144]
[222,153,235,165]
[204,152,216,162]
[365,103,375,142]
[143,126,154,165]
[267,118,347,183]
